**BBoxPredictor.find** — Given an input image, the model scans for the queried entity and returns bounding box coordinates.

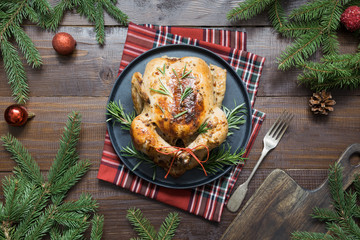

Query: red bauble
[4,104,33,127]
[52,32,76,55]
[340,6,360,32]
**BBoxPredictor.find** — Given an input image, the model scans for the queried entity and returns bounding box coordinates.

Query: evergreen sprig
[228,0,360,91]
[126,207,181,240]
[0,112,104,239]
[291,162,360,239]
[0,0,129,104]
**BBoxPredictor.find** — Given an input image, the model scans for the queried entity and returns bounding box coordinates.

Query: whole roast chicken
[130,56,228,178]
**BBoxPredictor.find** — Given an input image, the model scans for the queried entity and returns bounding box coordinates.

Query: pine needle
[90,214,104,240]
[291,162,360,239]
[0,0,129,103]
[1,134,43,185]
[126,208,157,240]
[0,112,103,239]
[156,212,181,240]
[127,208,180,240]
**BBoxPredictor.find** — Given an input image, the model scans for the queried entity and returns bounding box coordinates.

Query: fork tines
[268,110,294,140]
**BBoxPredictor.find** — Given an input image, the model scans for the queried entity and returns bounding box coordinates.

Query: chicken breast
[130,56,228,178]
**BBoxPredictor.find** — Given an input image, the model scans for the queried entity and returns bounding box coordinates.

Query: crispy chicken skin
[130,56,228,177]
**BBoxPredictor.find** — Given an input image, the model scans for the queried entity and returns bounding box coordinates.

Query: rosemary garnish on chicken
[106,99,248,177]
[150,78,173,97]
[180,87,193,103]
[106,100,135,130]
[157,63,166,75]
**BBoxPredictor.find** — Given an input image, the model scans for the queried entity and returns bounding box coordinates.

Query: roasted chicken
[130,56,228,177]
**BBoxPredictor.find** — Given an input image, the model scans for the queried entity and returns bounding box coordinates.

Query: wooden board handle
[335,143,360,190]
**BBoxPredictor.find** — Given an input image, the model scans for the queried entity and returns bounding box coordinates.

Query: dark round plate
[107,44,252,189]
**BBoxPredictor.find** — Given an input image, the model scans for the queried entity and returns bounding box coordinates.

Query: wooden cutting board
[221,143,360,240]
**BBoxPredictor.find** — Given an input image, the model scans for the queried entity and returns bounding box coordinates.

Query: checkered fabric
[97,22,266,222]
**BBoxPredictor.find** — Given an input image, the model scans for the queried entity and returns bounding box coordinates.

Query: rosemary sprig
[174,110,188,119]
[121,143,157,180]
[180,87,193,103]
[197,121,210,134]
[223,102,247,136]
[157,64,166,76]
[172,68,183,93]
[156,103,165,114]
[202,144,246,175]
[106,100,135,130]
[181,63,194,79]
[150,78,173,97]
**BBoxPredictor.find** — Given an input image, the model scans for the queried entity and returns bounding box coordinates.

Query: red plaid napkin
[97,22,266,222]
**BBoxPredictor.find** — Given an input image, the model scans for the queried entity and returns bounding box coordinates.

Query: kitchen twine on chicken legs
[155,145,210,178]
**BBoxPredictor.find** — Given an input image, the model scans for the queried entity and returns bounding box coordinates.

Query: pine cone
[309,90,336,115]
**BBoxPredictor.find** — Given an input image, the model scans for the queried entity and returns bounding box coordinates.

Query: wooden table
[1,1,359,239]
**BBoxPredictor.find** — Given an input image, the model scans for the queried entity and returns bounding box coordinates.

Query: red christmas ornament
[4,104,34,127]
[52,32,76,55]
[340,6,360,32]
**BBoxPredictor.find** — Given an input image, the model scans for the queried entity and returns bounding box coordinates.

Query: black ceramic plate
[107,44,252,189]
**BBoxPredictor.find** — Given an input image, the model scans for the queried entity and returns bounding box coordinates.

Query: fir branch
[24,205,56,239]
[1,134,43,185]
[90,214,104,240]
[156,212,181,240]
[0,0,129,104]
[280,22,322,38]
[106,100,136,131]
[321,32,339,55]
[203,144,246,175]
[53,211,89,228]
[277,30,323,70]
[94,1,105,45]
[289,0,331,22]
[49,159,91,196]
[291,162,360,239]
[126,208,157,240]
[320,0,343,32]
[10,24,42,67]
[227,0,275,21]
[56,193,98,213]
[0,38,29,104]
[0,112,103,239]
[101,0,129,26]
[48,111,82,187]
[268,0,287,32]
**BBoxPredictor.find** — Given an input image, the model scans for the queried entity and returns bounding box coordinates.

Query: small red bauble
[52,32,76,55]
[340,6,360,32]
[4,104,34,127]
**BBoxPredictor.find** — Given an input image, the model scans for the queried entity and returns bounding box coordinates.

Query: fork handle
[226,148,270,212]
[247,147,270,184]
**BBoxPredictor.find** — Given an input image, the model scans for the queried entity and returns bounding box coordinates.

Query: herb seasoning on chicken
[130,56,228,178]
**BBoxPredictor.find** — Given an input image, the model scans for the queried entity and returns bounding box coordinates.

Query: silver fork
[227,110,294,212]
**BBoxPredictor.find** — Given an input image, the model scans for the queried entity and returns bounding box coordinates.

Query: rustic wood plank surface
[1,1,360,239]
